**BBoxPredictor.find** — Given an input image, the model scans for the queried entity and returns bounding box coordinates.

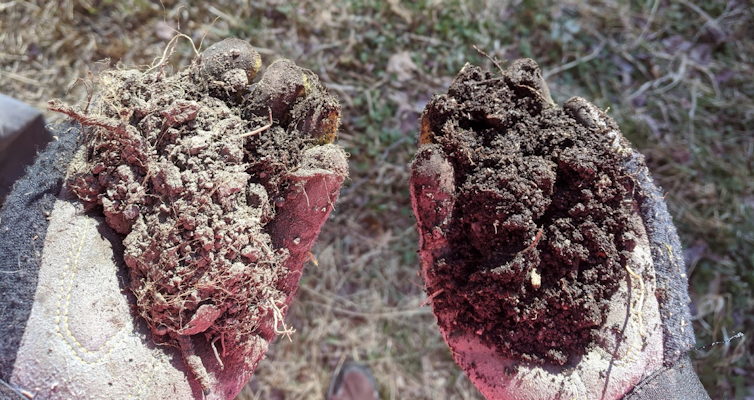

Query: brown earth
[417,59,637,366]
[49,38,343,392]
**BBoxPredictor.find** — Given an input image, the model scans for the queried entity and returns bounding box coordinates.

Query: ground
[1,1,752,399]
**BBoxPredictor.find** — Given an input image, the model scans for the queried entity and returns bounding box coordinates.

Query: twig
[198,16,221,52]
[300,181,311,208]
[543,41,606,79]
[473,45,504,75]
[421,288,445,307]
[515,83,551,104]
[65,71,95,114]
[240,108,273,138]
[269,299,295,341]
[211,336,225,370]
[48,99,121,131]
[632,0,660,48]
[521,228,543,254]
[145,32,200,75]
[678,0,724,40]
[627,55,687,102]
[155,41,178,81]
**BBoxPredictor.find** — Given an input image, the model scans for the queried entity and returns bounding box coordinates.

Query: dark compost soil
[418,59,636,365]
[49,38,341,391]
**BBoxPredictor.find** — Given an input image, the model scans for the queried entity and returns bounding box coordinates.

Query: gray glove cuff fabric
[0,123,80,381]
[623,354,710,400]
[625,152,696,365]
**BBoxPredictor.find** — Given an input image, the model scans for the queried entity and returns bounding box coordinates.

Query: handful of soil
[415,59,636,365]
[50,38,346,393]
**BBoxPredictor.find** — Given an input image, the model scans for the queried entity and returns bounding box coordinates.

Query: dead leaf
[388,0,412,23]
[662,35,692,54]
[387,51,418,82]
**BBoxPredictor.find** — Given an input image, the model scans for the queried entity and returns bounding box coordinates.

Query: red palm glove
[1,38,347,399]
[411,59,708,400]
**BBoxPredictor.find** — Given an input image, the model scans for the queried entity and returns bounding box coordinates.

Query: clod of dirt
[200,38,261,85]
[49,38,345,392]
[416,59,636,365]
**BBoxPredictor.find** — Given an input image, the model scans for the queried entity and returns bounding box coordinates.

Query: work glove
[0,38,348,400]
[410,59,710,399]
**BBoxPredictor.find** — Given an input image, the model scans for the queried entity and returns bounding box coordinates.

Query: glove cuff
[623,354,710,400]
[0,123,80,380]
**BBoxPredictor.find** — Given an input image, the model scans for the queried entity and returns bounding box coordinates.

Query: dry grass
[2,0,752,399]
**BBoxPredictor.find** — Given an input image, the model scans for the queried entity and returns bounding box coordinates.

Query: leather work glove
[0,38,347,399]
[410,59,710,399]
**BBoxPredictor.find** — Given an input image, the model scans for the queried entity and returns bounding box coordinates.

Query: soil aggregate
[49,38,342,391]
[417,59,636,365]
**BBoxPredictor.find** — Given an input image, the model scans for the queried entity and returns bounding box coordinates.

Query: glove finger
[267,143,348,305]
[410,143,456,249]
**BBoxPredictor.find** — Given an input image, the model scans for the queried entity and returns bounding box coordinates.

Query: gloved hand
[0,38,347,400]
[410,59,710,399]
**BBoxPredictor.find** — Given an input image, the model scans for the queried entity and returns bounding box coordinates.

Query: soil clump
[49,38,343,392]
[417,59,636,365]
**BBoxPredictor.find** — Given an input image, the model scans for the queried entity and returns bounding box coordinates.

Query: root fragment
[269,299,295,341]
[624,264,646,337]
[211,336,225,370]
[240,107,272,138]
[178,335,211,395]
[421,288,445,307]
